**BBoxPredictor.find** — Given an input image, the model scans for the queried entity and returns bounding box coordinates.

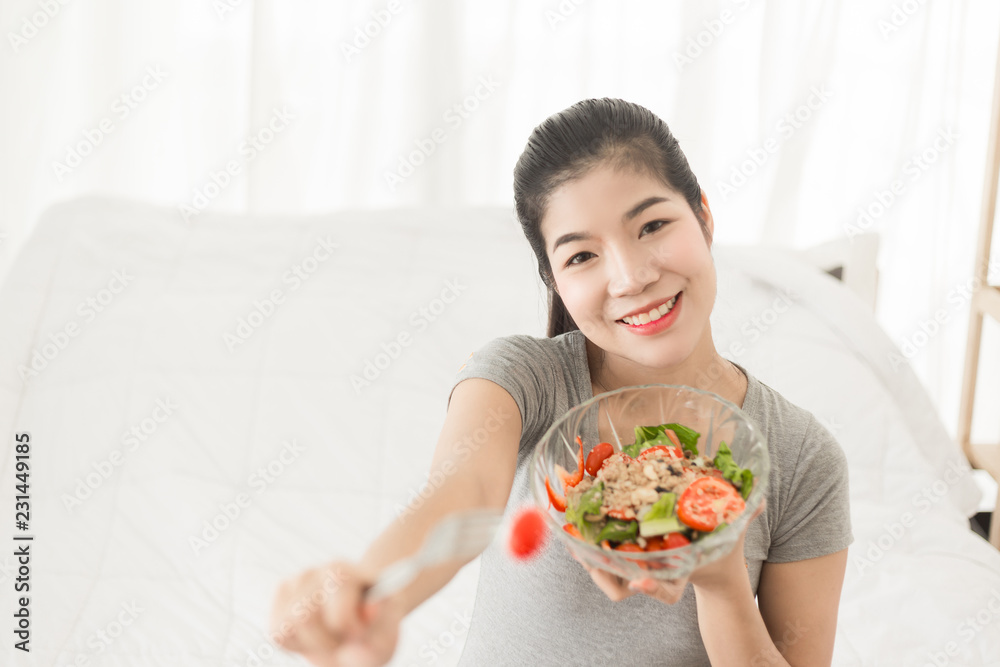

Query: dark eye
[566,251,595,267]
[641,220,669,236]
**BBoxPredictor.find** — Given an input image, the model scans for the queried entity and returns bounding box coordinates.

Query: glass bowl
[529,384,769,581]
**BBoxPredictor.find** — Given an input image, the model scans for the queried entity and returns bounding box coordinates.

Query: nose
[606,243,661,298]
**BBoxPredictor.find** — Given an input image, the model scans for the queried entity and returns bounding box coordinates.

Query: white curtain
[2,0,999,442]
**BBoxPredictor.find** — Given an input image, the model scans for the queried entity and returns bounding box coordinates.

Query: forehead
[540,165,676,243]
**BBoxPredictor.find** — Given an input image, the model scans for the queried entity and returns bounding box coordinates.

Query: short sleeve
[446,336,553,448]
[766,419,854,563]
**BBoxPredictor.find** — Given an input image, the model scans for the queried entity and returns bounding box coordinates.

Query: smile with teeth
[620,294,679,326]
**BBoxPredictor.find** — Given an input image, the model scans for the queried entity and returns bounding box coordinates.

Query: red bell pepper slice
[556,436,585,488]
[545,475,567,512]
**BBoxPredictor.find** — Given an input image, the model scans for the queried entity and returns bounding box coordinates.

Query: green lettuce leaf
[713,441,755,500]
[628,423,701,458]
[664,423,700,457]
[640,492,676,522]
[596,518,638,543]
[565,481,603,527]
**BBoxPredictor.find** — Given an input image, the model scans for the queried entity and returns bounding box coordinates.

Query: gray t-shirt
[446,329,853,667]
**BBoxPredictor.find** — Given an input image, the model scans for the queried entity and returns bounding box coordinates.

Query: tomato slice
[562,523,582,539]
[636,445,684,462]
[545,476,567,512]
[643,533,690,552]
[585,442,614,477]
[599,451,634,472]
[677,477,745,532]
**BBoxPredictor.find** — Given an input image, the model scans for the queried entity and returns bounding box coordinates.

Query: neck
[586,327,747,408]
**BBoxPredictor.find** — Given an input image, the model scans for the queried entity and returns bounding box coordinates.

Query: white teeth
[622,294,678,326]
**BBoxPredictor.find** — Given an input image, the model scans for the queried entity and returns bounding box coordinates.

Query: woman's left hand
[572,499,765,605]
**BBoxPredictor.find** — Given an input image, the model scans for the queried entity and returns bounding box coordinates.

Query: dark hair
[513,98,708,338]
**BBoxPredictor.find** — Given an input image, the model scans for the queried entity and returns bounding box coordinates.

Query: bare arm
[361,378,522,616]
[754,550,848,666]
[693,548,848,667]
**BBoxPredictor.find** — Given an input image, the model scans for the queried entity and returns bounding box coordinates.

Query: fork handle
[363,557,420,604]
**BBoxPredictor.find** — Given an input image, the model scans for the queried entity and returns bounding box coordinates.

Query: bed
[1,196,998,666]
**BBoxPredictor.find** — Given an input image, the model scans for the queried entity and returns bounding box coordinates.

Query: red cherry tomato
[664,533,691,549]
[677,477,745,532]
[508,507,549,561]
[643,536,666,551]
[585,442,614,477]
[636,445,684,462]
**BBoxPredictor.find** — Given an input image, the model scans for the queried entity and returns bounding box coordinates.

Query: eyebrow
[551,196,670,254]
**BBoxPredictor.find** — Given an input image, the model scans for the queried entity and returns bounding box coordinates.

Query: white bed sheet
[0,197,997,666]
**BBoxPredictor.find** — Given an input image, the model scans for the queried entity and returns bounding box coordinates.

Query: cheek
[557,280,609,334]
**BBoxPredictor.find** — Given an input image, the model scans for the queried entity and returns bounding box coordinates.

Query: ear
[700,190,715,245]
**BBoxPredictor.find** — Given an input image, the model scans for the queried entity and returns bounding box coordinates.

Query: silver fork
[363,508,503,603]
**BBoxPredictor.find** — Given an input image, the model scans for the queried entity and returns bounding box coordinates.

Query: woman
[271,98,853,666]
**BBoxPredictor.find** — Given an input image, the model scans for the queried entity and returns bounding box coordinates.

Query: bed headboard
[795,233,880,312]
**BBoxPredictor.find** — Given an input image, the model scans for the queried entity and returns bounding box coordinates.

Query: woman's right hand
[270,560,403,667]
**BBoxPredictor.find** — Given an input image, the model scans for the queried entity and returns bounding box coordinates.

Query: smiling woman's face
[541,163,716,372]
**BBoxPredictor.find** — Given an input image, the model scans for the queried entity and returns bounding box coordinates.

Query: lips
[616,292,681,326]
